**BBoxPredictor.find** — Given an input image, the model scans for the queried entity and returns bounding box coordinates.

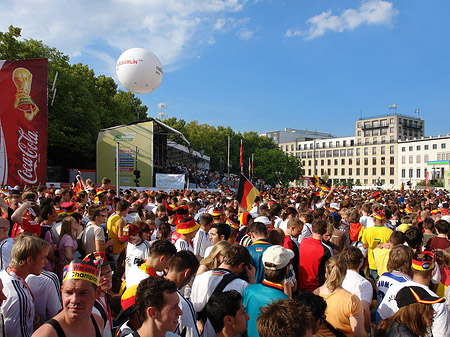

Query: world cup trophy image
[12,67,39,121]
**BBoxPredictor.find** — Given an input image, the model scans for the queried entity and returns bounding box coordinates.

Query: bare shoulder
[32,322,59,337]
[92,313,104,335]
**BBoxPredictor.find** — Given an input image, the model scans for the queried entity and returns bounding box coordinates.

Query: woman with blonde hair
[314,255,367,337]
[376,286,441,336]
[197,241,231,275]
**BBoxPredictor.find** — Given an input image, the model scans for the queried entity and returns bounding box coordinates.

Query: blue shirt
[243,280,288,337]
[247,239,272,284]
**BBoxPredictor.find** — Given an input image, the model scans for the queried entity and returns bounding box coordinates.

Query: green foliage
[0,26,147,169]
[416,179,443,187]
[164,118,303,186]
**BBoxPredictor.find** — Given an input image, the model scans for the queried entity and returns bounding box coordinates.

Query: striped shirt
[193,228,211,258]
[0,269,34,337]
[0,238,13,271]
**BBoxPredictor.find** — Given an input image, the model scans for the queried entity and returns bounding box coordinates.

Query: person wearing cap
[211,207,227,224]
[243,245,294,337]
[1,233,50,337]
[378,251,450,337]
[166,250,200,337]
[361,209,393,281]
[34,258,104,337]
[246,222,272,284]
[377,286,443,337]
[174,217,200,254]
[116,285,140,336]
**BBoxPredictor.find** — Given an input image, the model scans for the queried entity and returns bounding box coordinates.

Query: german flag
[311,174,331,192]
[236,174,259,211]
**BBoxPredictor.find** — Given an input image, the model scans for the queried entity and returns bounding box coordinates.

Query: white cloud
[286,1,399,39]
[0,0,252,72]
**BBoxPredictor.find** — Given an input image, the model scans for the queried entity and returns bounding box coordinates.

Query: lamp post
[188,146,193,188]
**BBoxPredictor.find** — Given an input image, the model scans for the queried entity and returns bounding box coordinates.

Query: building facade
[274,113,426,188]
[398,135,450,187]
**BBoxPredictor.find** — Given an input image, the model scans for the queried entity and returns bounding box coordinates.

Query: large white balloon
[116,48,163,94]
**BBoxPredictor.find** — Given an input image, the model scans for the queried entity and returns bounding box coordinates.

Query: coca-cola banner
[0,59,48,186]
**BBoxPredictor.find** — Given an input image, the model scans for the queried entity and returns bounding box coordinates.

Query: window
[381,157,386,165]
[372,168,377,175]
[442,143,447,149]
[402,156,406,164]
[381,167,385,175]
[336,141,340,147]
[343,141,347,147]
[390,136,395,143]
[417,145,421,150]
[373,120,380,127]
[373,157,377,165]
[356,148,361,156]
[341,159,345,165]
[402,169,406,178]
[390,146,394,154]
[334,169,338,175]
[326,150,332,157]
[364,148,368,155]
[409,169,413,178]
[357,130,361,136]
[425,145,429,150]
[357,139,362,146]
[390,127,394,133]
[373,129,379,136]
[416,155,421,163]
[320,150,325,158]
[356,168,360,175]
[349,158,353,165]
[356,158,361,165]
[390,167,394,175]
[329,141,333,148]
[321,160,324,165]
[333,150,339,157]
[357,122,362,128]
[364,158,368,165]
[364,179,368,184]
[373,138,378,144]
[390,157,395,165]
[321,169,324,175]
[308,169,311,175]
[334,159,338,165]
[307,152,312,158]
[301,152,306,159]
[409,156,413,164]
[424,154,429,162]
[364,168,368,175]
[365,138,370,145]
[341,168,345,175]
[349,168,352,175]
[402,147,406,152]
[327,159,331,165]
[285,145,288,151]
[347,149,354,156]
[291,145,294,151]
[364,122,370,128]
[381,146,385,154]
[381,119,388,127]
[364,130,371,137]
[309,144,313,149]
[409,146,413,151]
[433,144,437,149]
[340,149,346,157]
[372,147,377,155]
[381,136,386,144]
[380,128,387,135]
[417,169,421,178]
[328,169,331,175]
[308,160,311,166]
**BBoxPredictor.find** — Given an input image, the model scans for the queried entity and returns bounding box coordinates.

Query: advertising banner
[155,173,185,190]
[0,59,48,186]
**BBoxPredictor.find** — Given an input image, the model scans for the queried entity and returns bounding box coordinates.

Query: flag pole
[227,136,230,185]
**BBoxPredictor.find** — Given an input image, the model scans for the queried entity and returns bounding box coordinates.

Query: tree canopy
[1,25,303,186]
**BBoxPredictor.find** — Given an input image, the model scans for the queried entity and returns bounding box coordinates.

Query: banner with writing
[0,59,48,186]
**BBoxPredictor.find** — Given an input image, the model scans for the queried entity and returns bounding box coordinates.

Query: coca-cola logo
[17,127,39,184]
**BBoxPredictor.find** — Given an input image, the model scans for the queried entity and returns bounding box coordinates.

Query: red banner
[0,59,48,186]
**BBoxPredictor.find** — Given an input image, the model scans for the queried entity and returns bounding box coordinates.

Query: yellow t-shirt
[107,213,126,254]
[316,288,363,337]
[361,226,393,270]
[373,248,391,277]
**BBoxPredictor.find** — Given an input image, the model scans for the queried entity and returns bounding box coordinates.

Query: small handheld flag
[236,174,259,211]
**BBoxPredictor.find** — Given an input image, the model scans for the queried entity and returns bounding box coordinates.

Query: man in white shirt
[0,218,13,270]
[193,214,212,259]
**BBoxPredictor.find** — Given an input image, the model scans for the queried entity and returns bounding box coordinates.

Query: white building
[398,135,450,187]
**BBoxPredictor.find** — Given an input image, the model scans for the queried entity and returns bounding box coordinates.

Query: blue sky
[2,1,450,138]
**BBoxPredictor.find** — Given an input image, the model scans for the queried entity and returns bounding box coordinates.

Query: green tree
[1,26,147,170]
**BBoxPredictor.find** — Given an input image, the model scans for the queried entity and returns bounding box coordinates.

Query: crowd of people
[0,178,450,337]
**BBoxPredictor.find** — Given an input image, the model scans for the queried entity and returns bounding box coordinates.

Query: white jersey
[378,280,450,337]
[175,239,194,253]
[0,269,34,337]
[298,223,312,242]
[125,240,150,282]
[191,268,249,337]
[342,270,372,304]
[0,238,13,271]
[193,228,211,258]
[26,270,62,323]
[175,290,200,337]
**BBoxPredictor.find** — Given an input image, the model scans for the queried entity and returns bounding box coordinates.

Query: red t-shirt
[11,218,41,238]
[427,236,450,252]
[298,237,331,291]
